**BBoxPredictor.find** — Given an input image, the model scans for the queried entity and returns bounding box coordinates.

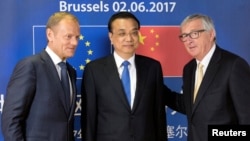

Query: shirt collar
[196,43,216,71]
[45,46,66,65]
[113,51,135,68]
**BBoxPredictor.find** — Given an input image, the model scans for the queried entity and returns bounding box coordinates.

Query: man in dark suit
[81,12,167,141]
[1,11,80,141]
[165,13,250,141]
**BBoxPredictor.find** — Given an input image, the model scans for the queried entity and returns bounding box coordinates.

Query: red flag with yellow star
[136,26,192,77]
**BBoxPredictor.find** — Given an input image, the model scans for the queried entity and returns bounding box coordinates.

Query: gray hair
[181,13,216,37]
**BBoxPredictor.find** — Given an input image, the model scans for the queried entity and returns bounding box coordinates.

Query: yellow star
[79,64,85,70]
[79,34,84,40]
[155,42,159,46]
[85,41,91,47]
[150,29,155,34]
[139,32,146,45]
[155,34,159,39]
[88,49,93,55]
[150,47,155,51]
[85,58,91,64]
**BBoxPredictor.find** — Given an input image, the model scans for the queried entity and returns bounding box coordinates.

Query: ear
[209,29,216,41]
[108,32,113,44]
[46,28,54,42]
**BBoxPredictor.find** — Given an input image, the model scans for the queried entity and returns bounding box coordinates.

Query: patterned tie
[58,62,71,108]
[121,61,131,106]
[193,63,204,102]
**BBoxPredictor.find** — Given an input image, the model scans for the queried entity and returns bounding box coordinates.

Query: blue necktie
[121,61,131,106]
[58,62,71,108]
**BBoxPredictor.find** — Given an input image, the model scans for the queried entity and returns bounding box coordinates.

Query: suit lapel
[103,56,131,111]
[40,50,70,115]
[192,47,222,111]
[132,56,147,112]
[67,63,77,117]
[184,60,196,114]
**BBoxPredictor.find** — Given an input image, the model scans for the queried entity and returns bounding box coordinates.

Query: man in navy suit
[81,12,167,141]
[1,11,80,141]
[165,13,250,141]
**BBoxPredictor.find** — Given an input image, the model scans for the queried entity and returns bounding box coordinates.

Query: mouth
[124,44,134,47]
[188,45,196,50]
[66,48,76,53]
[68,46,76,50]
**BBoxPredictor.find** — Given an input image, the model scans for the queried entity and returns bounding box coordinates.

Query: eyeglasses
[179,29,206,42]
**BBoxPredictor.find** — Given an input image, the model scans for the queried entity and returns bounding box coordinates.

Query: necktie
[193,63,204,102]
[121,61,131,106]
[58,62,71,108]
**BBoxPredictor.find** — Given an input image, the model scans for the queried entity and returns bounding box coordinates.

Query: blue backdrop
[0,0,249,140]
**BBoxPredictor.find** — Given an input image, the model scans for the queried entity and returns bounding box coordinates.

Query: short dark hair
[108,11,140,33]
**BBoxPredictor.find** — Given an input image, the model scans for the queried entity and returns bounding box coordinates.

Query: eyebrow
[116,28,138,32]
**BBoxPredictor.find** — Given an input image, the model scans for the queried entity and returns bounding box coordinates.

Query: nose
[71,37,79,46]
[125,33,134,41]
[185,36,194,43]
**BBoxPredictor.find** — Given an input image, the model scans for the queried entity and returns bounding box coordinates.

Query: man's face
[180,19,215,61]
[109,18,139,59]
[47,17,80,60]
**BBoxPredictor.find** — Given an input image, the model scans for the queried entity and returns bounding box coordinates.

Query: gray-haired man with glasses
[165,13,250,141]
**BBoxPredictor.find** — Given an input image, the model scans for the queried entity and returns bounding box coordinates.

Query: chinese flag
[136,26,192,77]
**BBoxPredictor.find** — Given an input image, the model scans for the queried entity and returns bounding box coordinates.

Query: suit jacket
[2,50,77,141]
[81,54,167,141]
[166,46,250,141]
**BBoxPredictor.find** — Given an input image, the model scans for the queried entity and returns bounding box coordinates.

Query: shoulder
[135,54,161,65]
[134,55,164,74]
[216,46,249,66]
[14,53,42,68]
[85,54,114,68]
[183,58,196,71]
